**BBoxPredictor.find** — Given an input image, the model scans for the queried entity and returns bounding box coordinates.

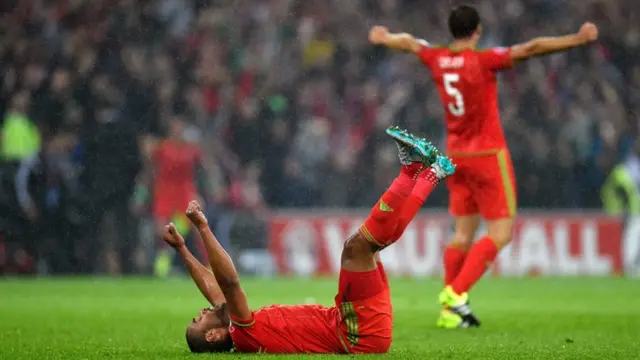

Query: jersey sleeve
[478,47,514,71]
[416,39,437,65]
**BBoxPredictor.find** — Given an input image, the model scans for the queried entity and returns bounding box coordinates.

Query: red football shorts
[446,149,517,220]
[334,262,392,354]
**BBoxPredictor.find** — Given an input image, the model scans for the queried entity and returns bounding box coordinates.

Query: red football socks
[361,163,423,246]
[412,169,440,202]
[443,245,467,285]
[392,168,440,241]
[450,236,498,294]
[394,162,424,196]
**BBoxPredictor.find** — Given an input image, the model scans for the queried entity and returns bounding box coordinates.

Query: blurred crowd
[0,0,638,274]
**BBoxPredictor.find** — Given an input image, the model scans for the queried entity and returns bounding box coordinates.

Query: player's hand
[577,22,598,43]
[162,223,185,249]
[369,26,389,45]
[186,200,208,230]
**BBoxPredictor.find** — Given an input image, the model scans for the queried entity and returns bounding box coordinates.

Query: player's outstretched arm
[369,25,424,53]
[185,200,253,321]
[162,224,226,306]
[510,22,598,61]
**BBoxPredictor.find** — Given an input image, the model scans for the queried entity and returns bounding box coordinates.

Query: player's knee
[343,234,375,259]
[450,232,474,252]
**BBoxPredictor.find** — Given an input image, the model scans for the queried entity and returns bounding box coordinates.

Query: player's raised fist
[578,22,598,43]
[186,200,208,229]
[369,26,389,44]
[162,223,185,249]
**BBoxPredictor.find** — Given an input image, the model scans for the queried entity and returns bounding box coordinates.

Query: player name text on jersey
[438,56,464,69]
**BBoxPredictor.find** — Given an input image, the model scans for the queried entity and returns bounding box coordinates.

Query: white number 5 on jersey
[444,73,465,116]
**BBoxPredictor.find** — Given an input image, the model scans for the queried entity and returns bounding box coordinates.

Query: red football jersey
[153,140,201,186]
[152,140,201,218]
[229,304,347,354]
[417,44,513,154]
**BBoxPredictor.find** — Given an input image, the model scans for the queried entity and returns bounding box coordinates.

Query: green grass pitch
[1,277,639,359]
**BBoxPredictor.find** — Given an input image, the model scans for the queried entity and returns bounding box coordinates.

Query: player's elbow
[398,33,419,52]
[527,39,545,55]
[217,277,241,292]
[511,40,538,60]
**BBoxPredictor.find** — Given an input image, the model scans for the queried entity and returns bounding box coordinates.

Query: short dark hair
[185,328,211,352]
[185,327,233,353]
[448,5,481,39]
[185,303,233,353]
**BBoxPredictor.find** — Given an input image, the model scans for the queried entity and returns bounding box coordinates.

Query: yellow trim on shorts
[336,326,352,354]
[341,302,359,347]
[496,149,517,217]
